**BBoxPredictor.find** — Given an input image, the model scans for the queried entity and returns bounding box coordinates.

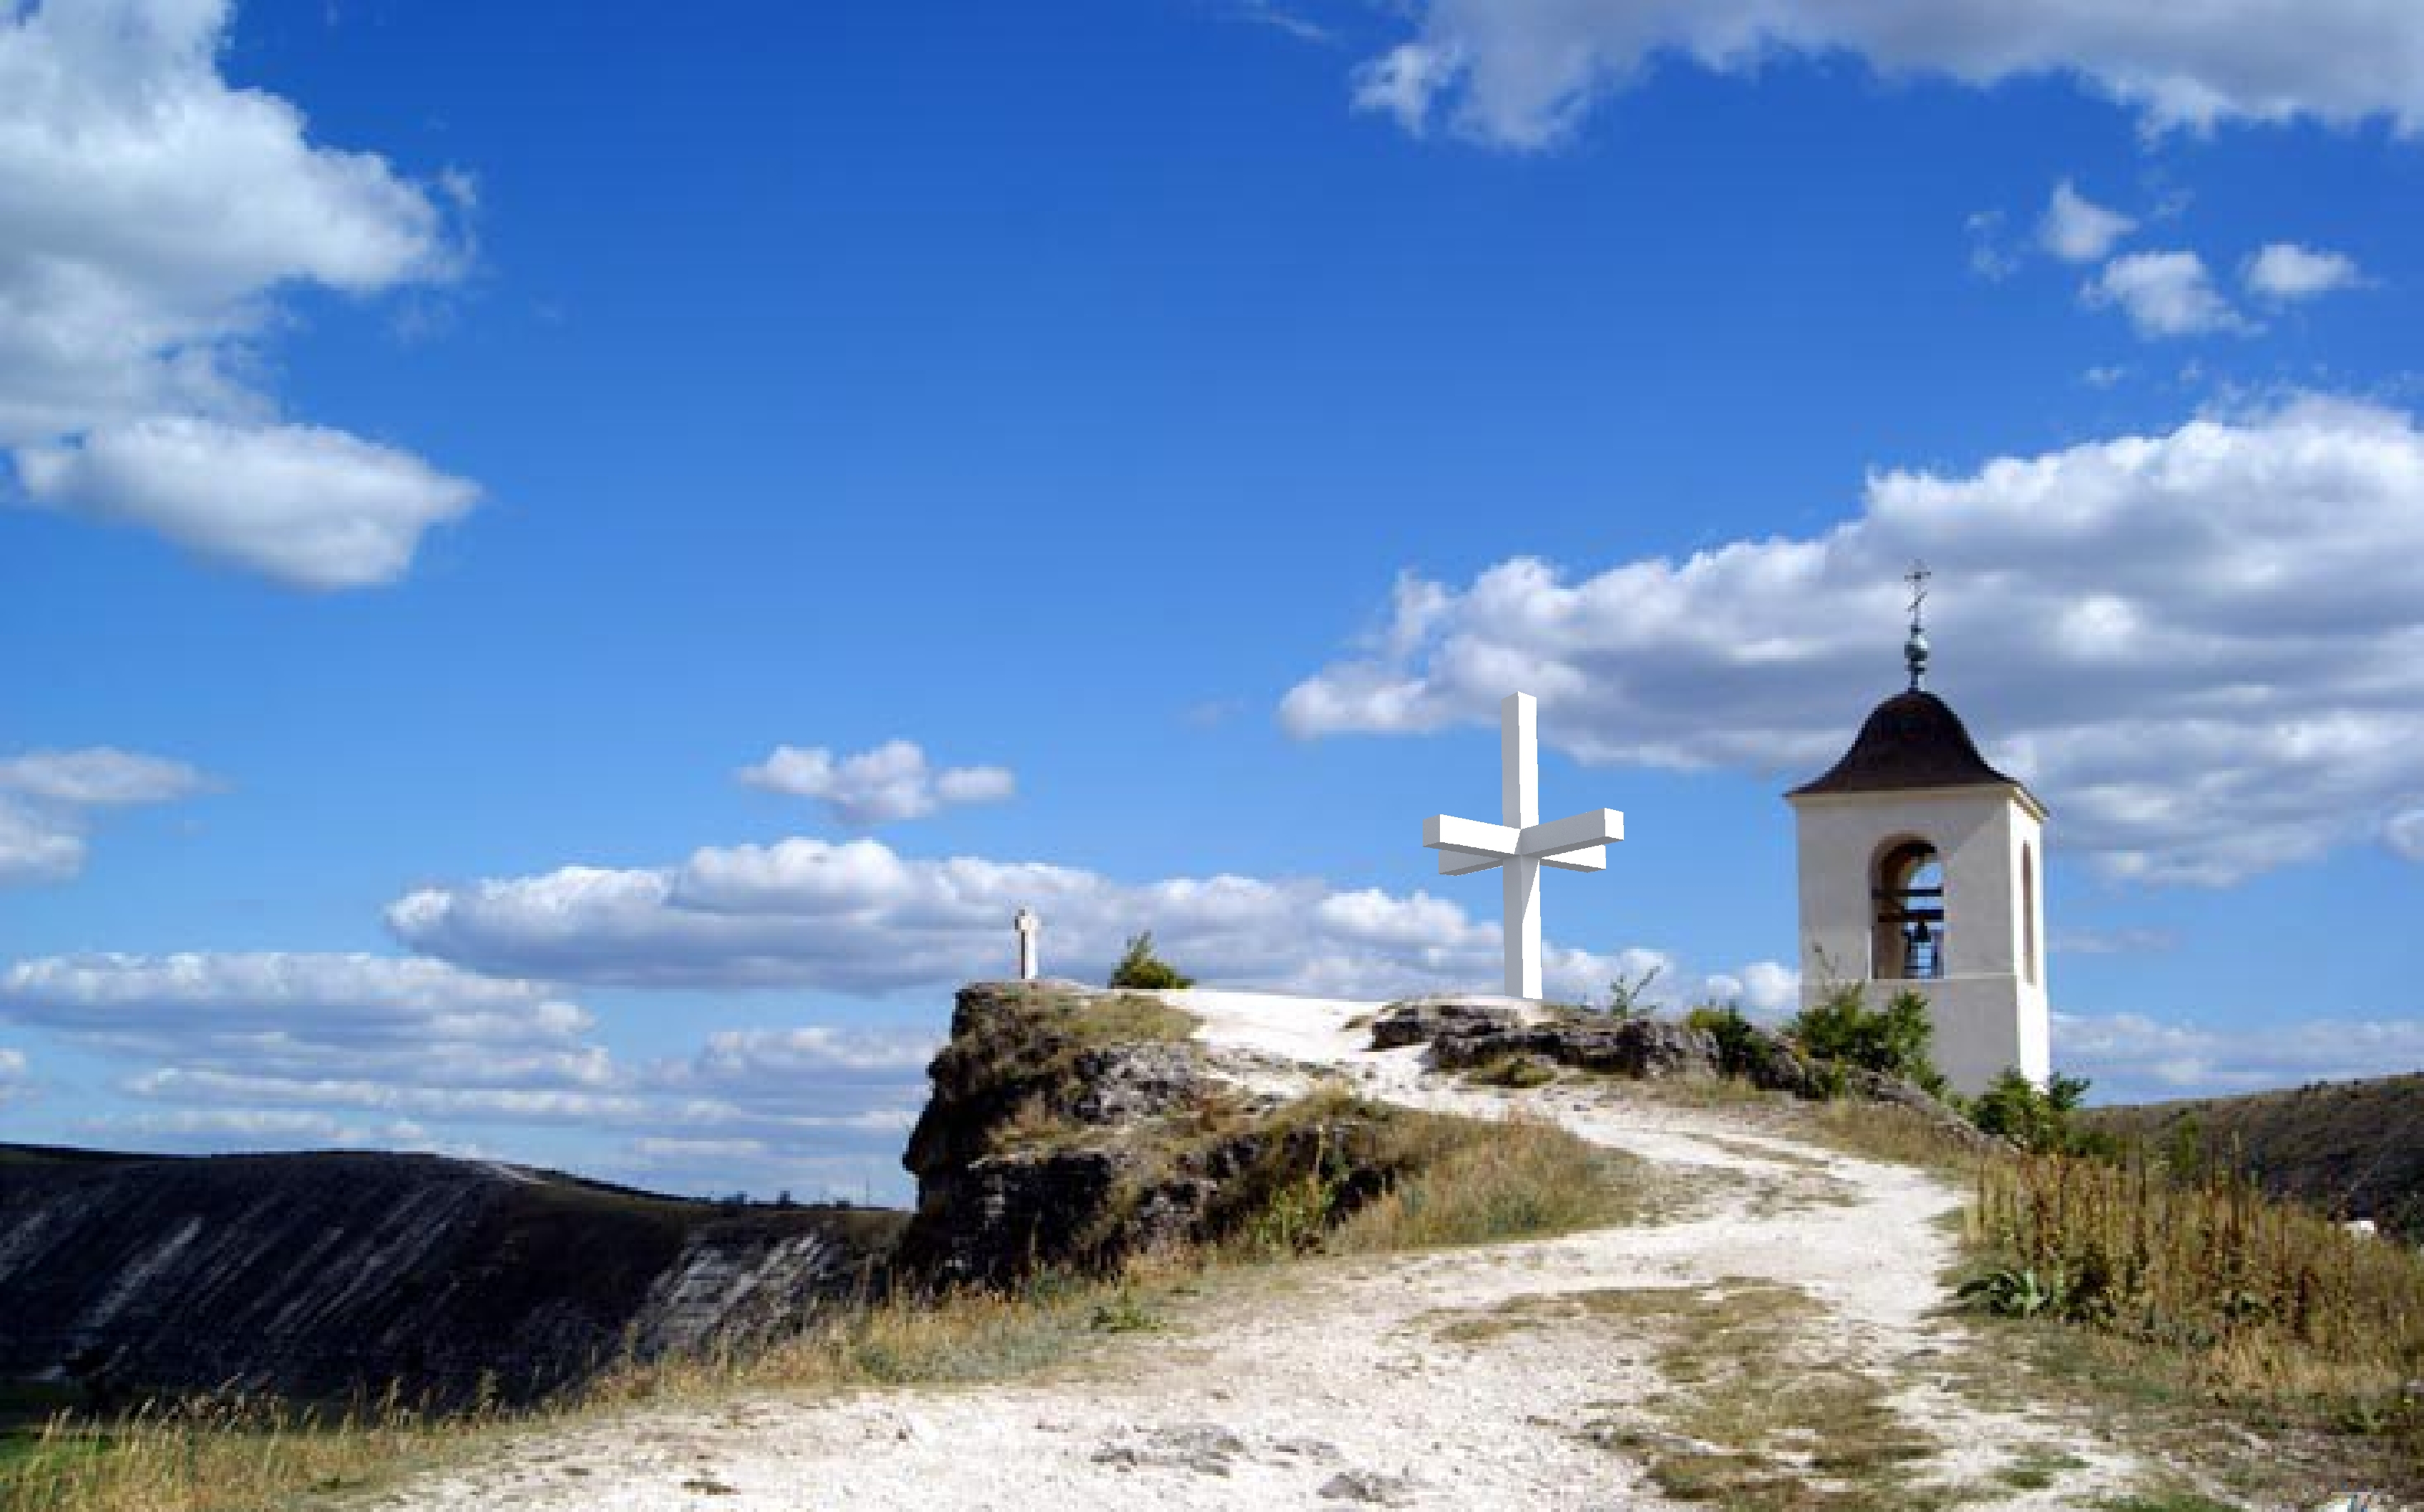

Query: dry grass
[3,1390,505,1512]
[1969,1152,2424,1403]
[1325,1106,1638,1254]
[1962,1148,2424,1498]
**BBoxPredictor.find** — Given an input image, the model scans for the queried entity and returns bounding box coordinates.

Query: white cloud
[388,832,1762,1008]
[2085,251,2253,338]
[2244,242,2365,302]
[5,949,928,1181]
[0,746,211,886]
[2049,927,2179,956]
[2038,180,2136,263]
[0,1045,28,1106]
[1280,396,2424,886]
[0,0,477,587]
[1353,0,2424,148]
[2058,1010,2424,1101]
[0,952,595,1073]
[0,799,83,885]
[0,748,210,806]
[739,741,1017,827]
[16,417,478,590]
[2388,808,2424,862]
[70,1106,449,1150]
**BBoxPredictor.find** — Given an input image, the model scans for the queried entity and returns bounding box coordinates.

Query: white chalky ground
[384,990,2152,1511]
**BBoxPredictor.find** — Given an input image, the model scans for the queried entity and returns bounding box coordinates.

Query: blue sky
[4,0,2421,1201]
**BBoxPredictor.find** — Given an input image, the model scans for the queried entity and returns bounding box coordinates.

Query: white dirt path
[382,992,2149,1511]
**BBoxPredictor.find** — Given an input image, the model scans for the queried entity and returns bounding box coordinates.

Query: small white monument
[1424,692,1625,999]
[1013,907,1040,982]
[1785,566,2050,1096]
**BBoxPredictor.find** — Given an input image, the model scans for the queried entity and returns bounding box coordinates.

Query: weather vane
[1903,562,1932,691]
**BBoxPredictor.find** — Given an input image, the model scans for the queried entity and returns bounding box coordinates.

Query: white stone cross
[1423,693,1623,999]
[1014,907,1040,981]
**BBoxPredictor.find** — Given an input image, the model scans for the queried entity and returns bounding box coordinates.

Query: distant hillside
[2082,1073,2424,1242]
[0,1145,905,1408]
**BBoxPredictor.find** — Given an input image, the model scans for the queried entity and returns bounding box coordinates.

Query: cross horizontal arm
[1438,846,1605,874]
[1519,808,1624,857]
[1425,814,1518,858]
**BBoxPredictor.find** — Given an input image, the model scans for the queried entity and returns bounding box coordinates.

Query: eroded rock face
[896,983,1411,1287]
[1367,1000,1527,1050]
[1424,1018,1720,1081]
[0,1148,901,1407]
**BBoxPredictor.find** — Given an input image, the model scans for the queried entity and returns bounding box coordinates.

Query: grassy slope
[2080,1073,2424,1241]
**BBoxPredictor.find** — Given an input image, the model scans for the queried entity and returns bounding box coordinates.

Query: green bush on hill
[1785,983,1946,1098]
[1967,1068,2111,1156]
[1107,932,1193,990]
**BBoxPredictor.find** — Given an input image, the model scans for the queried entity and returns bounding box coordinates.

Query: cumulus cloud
[387,833,1756,1008]
[2388,809,2424,862]
[0,747,211,885]
[2243,242,2366,302]
[1352,0,2424,149]
[4,949,929,1189]
[0,0,477,587]
[2085,251,2253,338]
[2058,1011,2424,1101]
[0,1046,28,1106]
[2038,180,2136,263]
[0,801,83,885]
[739,741,1016,827]
[1697,960,1801,1017]
[2049,927,2179,957]
[16,418,479,590]
[0,951,597,1076]
[1280,396,2424,886]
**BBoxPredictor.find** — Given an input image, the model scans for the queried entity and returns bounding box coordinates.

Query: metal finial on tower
[1903,561,1932,691]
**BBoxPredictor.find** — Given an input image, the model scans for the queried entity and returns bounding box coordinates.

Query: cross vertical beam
[1502,694,1542,998]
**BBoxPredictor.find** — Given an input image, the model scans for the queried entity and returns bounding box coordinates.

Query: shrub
[1967,1068,2107,1156]
[1600,964,1662,1022]
[1785,984,1945,1098]
[1683,1002,1762,1077]
[1106,932,1193,990]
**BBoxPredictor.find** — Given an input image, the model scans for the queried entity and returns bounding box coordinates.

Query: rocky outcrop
[897,983,1411,1287]
[1366,999,1528,1050]
[0,1147,902,1407]
[1421,1015,1720,1081]
[1373,1003,1995,1153]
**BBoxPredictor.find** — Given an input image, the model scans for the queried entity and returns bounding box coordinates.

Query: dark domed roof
[1790,690,2038,804]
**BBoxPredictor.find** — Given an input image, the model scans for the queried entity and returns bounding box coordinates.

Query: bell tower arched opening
[1871,838,1944,981]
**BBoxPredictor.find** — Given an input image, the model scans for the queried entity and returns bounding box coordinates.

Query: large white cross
[1423,693,1623,999]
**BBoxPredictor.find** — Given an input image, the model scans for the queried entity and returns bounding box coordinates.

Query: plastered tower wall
[1789,786,2050,1096]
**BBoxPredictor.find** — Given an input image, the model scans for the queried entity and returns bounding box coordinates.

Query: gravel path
[382,992,2146,1511]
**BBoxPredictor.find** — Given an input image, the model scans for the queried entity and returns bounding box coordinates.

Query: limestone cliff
[0,1145,902,1407]
[894,982,1408,1285]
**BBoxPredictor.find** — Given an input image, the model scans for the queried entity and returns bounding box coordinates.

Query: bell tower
[1784,567,2049,1096]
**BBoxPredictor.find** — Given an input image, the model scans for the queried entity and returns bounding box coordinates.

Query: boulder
[1368,999,1527,1050]
[1426,1018,1719,1081]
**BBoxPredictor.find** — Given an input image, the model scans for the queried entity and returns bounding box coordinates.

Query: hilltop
[2083,1072,2424,1242]
[0,1144,902,1409]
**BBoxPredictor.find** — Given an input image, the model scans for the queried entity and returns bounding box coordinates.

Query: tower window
[1871,839,1944,980]
[2022,844,2038,986]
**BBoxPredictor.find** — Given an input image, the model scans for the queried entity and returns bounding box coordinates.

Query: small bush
[1786,984,1945,1098]
[1107,932,1193,990]
[1967,1068,2109,1156]
[1683,1002,1763,1076]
